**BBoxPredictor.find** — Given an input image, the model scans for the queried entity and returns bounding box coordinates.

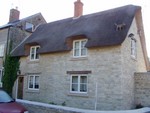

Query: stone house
[12,1,150,111]
[0,8,46,86]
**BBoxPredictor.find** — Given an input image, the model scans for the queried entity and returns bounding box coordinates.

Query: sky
[0,0,150,57]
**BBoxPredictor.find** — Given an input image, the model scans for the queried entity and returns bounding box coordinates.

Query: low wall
[135,72,150,107]
[16,99,150,113]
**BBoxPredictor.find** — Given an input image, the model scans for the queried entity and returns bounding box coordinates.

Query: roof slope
[12,5,141,56]
[0,13,46,30]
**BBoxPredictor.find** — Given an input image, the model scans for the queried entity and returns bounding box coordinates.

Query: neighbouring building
[12,0,150,111]
[0,7,46,86]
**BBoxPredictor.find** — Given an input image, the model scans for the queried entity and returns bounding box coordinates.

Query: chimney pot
[74,0,83,18]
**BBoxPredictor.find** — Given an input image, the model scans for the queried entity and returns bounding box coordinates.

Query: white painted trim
[73,39,88,58]
[30,46,40,61]
[70,75,88,94]
[28,75,39,90]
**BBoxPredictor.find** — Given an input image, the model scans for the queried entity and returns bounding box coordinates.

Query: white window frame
[0,44,5,57]
[30,46,40,61]
[131,38,136,59]
[28,75,39,90]
[73,39,87,57]
[70,75,88,93]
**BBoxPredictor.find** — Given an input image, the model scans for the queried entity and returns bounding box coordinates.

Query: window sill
[70,57,88,61]
[68,92,89,97]
[27,60,40,64]
[26,89,39,93]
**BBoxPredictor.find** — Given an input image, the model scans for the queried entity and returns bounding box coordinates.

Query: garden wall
[135,72,150,107]
[17,99,150,113]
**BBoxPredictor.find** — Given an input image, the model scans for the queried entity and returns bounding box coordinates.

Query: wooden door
[17,77,24,99]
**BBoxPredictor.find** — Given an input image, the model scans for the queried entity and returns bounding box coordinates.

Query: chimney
[9,7,20,22]
[74,0,83,18]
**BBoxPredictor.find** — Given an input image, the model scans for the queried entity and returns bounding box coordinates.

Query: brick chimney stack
[9,7,20,22]
[74,0,83,18]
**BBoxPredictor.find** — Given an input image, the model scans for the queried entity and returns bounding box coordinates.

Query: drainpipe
[95,82,98,110]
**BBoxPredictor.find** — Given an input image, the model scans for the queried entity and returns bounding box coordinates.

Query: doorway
[17,76,24,99]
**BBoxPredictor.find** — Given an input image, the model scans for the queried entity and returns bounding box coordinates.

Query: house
[12,0,150,110]
[0,7,46,86]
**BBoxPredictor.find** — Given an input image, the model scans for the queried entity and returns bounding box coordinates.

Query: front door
[17,77,24,99]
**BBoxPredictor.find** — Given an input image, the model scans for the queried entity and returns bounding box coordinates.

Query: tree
[2,40,20,96]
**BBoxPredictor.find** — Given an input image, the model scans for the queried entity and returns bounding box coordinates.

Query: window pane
[74,49,79,56]
[31,54,34,59]
[74,41,80,57]
[72,84,78,91]
[31,48,35,54]
[80,76,87,92]
[35,47,39,59]
[81,48,87,56]
[29,76,33,88]
[72,76,78,91]
[81,40,86,48]
[35,76,39,89]
[80,84,87,92]
[72,76,78,83]
[80,76,87,83]
[30,47,35,60]
[81,40,87,56]
[74,42,79,49]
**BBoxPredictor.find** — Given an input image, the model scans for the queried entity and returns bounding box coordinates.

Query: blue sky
[0,0,150,57]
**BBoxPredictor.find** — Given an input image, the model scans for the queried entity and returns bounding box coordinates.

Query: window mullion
[34,47,36,60]
[33,76,35,89]
[78,76,80,92]
[79,41,81,56]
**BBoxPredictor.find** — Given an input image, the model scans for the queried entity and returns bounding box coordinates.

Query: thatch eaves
[12,5,141,56]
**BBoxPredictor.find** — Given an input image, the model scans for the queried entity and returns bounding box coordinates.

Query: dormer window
[30,46,40,61]
[73,39,87,57]
[25,22,34,32]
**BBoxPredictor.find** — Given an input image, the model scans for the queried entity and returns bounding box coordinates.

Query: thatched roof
[12,5,141,56]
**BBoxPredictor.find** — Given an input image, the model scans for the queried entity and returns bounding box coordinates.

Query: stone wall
[134,72,150,107]
[120,17,147,109]
[0,28,8,68]
[19,46,123,110]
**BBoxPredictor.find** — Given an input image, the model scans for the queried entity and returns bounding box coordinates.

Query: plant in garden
[2,40,20,96]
